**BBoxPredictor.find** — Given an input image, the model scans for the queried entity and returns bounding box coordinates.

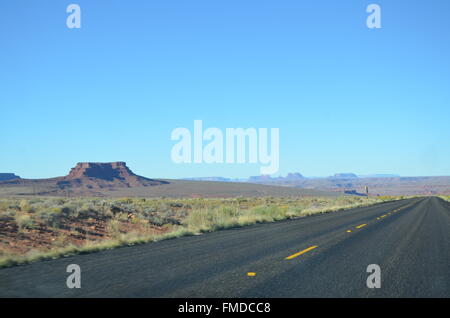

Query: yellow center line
[247,272,256,277]
[346,230,352,233]
[285,245,318,260]
[355,223,367,229]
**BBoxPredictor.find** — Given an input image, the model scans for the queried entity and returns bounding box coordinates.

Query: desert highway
[0,197,449,297]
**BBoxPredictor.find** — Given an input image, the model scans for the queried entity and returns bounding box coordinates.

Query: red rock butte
[0,162,168,196]
[68,162,135,181]
[61,162,166,188]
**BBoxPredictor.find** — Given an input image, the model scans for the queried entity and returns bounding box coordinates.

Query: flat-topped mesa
[285,173,304,180]
[61,162,167,188]
[67,162,134,181]
[0,173,21,181]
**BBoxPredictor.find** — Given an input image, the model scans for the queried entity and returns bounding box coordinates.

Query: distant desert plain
[1,162,449,198]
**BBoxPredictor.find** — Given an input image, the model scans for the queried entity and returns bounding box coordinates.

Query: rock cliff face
[67,162,135,182]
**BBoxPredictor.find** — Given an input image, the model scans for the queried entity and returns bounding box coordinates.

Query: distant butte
[57,162,168,189]
[0,162,168,196]
[0,173,20,181]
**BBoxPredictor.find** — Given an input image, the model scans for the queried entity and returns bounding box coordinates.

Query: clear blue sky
[1,0,449,179]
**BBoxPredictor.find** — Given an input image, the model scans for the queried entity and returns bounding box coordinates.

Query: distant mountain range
[184,172,400,183]
[0,163,335,198]
[183,172,449,196]
[1,166,448,197]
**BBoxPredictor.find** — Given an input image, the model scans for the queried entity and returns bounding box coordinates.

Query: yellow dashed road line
[285,245,318,260]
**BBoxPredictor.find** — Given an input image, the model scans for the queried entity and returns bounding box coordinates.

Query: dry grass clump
[0,195,401,267]
[183,196,396,232]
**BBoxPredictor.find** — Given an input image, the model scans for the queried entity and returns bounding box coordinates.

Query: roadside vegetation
[440,196,450,202]
[0,195,402,267]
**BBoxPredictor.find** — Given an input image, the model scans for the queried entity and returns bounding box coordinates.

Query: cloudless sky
[1,0,450,179]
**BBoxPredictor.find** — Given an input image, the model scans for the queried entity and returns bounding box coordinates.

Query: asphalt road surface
[0,197,449,297]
